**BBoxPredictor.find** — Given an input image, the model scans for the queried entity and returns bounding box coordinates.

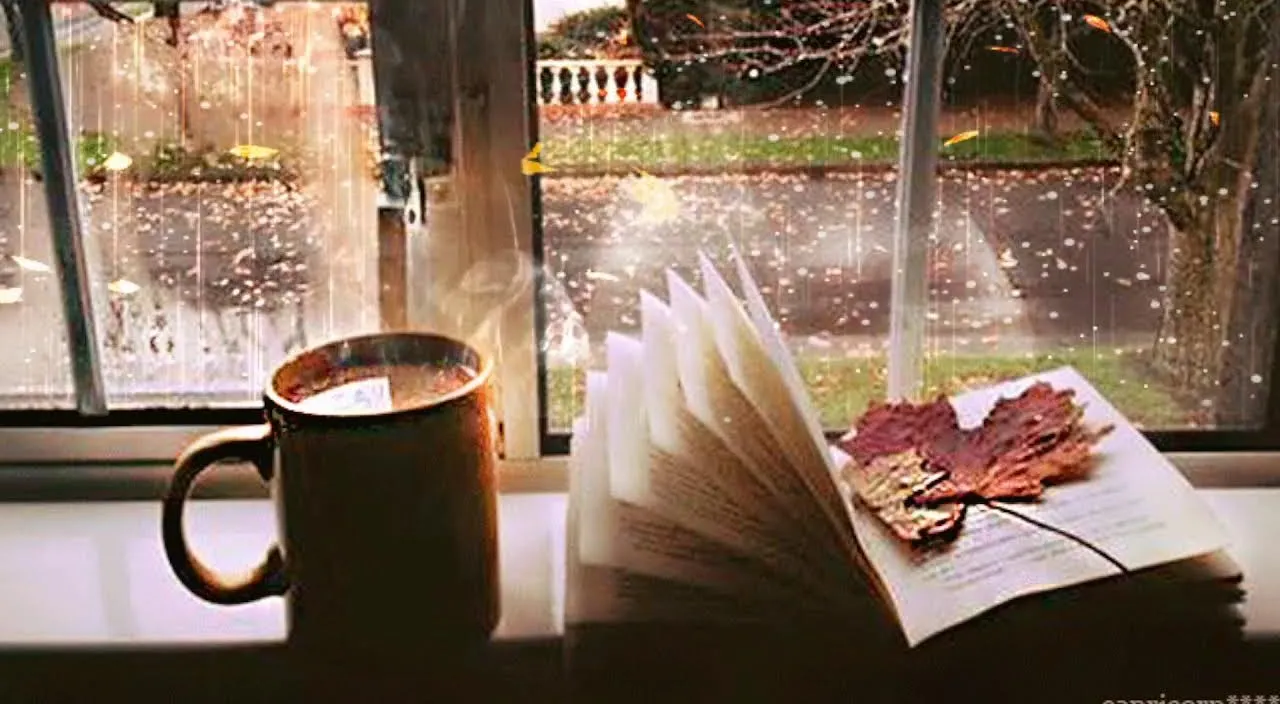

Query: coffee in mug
[162,332,500,662]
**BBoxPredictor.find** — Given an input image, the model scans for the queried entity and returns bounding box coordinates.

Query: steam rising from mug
[406,181,540,370]
[436,251,535,364]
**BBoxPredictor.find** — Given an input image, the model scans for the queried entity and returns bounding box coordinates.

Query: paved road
[540,166,1168,365]
[0,161,1170,405]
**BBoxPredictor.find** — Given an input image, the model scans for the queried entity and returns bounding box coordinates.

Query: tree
[538,6,632,59]
[643,0,1280,421]
[633,0,994,105]
[1001,1,1277,421]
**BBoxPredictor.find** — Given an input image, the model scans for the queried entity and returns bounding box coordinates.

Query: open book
[566,251,1242,648]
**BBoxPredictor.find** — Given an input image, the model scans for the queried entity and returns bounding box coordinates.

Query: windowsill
[0,489,1274,649]
[0,489,1274,700]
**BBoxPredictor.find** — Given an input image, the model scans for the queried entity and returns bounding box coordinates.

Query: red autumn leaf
[839,382,1114,542]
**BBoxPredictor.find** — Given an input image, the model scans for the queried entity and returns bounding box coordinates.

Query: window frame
[0,0,1279,499]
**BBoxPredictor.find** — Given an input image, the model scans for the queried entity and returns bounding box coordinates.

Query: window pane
[921,3,1278,431]
[538,1,1280,435]
[534,0,908,431]
[55,1,378,407]
[0,5,75,408]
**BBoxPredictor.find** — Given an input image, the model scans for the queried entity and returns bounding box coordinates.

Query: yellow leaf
[625,169,680,225]
[11,256,51,274]
[108,279,141,295]
[1209,111,1221,126]
[1083,15,1112,33]
[103,151,133,172]
[521,159,554,175]
[521,142,553,175]
[943,130,980,148]
[685,13,704,28]
[228,144,280,160]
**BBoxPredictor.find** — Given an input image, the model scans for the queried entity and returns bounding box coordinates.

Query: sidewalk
[539,99,1129,142]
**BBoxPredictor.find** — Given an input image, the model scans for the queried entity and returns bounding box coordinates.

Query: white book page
[567,418,758,625]
[699,254,867,572]
[844,367,1233,646]
[637,292,862,605]
[605,333,650,504]
[665,270,852,573]
[586,363,802,599]
[731,251,832,467]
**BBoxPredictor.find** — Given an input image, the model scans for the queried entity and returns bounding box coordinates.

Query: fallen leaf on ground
[228,144,279,160]
[625,169,680,225]
[108,279,141,295]
[103,152,133,171]
[11,256,52,274]
[944,130,980,147]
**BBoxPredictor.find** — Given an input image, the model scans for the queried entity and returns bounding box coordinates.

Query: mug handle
[162,424,290,604]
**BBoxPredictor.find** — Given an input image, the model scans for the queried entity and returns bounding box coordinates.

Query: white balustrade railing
[536,59,658,106]
[349,55,658,111]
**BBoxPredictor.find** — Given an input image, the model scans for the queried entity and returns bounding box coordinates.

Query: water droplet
[1150,300,1161,309]
[1251,374,1264,384]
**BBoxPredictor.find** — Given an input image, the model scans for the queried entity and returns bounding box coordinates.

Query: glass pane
[534,0,908,431]
[55,1,378,407]
[923,2,1278,430]
[535,0,926,432]
[0,5,75,408]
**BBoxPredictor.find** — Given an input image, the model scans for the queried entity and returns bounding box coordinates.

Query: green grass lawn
[543,130,1112,173]
[546,348,1194,432]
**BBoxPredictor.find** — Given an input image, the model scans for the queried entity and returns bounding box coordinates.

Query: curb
[539,158,1122,180]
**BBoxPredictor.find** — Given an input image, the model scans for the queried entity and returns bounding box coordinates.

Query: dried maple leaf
[839,382,1114,543]
[840,397,958,463]
[841,450,964,543]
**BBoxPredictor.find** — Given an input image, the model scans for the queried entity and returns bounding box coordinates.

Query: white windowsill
[0,489,1274,649]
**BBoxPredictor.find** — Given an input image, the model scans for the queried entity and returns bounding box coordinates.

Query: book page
[582,368,805,601]
[567,419,758,626]
[844,367,1233,646]
[700,253,871,580]
[633,292,866,606]
[665,270,853,574]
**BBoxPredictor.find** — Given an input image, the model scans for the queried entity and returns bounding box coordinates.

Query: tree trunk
[1149,9,1275,418]
[1215,22,1280,427]
[1033,78,1059,144]
[1149,202,1239,405]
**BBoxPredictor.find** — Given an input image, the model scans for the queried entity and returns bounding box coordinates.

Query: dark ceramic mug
[162,332,501,657]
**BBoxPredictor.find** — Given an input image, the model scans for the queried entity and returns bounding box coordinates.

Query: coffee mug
[162,332,501,657]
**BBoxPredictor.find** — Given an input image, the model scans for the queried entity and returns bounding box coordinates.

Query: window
[0,0,1278,481]
[532,0,1280,456]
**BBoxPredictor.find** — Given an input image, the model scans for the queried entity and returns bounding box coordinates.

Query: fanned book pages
[566,251,1244,648]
